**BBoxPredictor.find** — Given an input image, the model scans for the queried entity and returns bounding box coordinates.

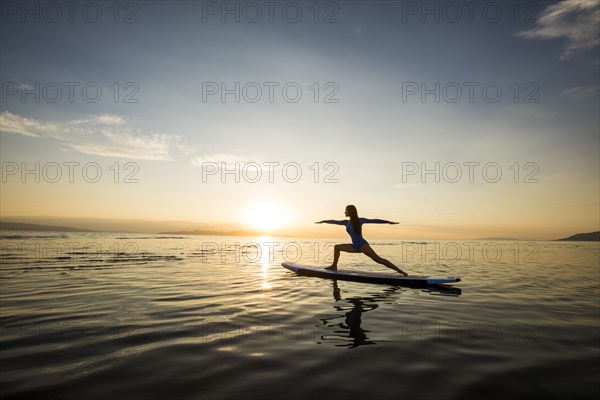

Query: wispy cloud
[0,111,181,160]
[17,83,34,91]
[518,0,600,60]
[560,85,600,100]
[0,111,57,137]
[70,114,126,126]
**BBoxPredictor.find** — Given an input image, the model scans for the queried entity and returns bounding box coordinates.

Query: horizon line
[1,220,598,242]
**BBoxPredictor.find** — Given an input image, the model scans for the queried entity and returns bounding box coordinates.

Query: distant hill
[0,221,94,232]
[557,231,600,241]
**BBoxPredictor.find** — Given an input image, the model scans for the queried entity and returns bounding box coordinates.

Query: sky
[1,0,599,240]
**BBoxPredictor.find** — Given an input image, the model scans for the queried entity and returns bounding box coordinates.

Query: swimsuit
[322,218,390,252]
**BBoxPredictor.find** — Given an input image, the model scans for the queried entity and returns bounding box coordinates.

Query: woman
[316,205,408,276]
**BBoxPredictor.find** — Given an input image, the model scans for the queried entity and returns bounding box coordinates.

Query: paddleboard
[282,262,460,287]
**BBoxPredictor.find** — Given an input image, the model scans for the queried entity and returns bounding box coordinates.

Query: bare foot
[397,269,408,277]
[324,265,337,270]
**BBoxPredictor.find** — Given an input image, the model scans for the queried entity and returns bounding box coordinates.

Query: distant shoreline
[556,231,600,242]
[0,221,94,233]
[0,221,276,237]
[157,229,282,237]
[1,221,598,241]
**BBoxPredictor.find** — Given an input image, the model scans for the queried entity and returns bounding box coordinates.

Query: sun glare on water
[244,202,289,231]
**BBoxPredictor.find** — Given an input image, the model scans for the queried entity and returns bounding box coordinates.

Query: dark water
[1,232,599,399]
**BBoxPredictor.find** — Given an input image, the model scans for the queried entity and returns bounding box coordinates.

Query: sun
[243,202,289,231]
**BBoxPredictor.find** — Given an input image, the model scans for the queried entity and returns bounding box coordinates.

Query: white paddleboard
[282,262,460,286]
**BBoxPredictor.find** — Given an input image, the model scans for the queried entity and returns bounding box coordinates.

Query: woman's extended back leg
[360,244,407,276]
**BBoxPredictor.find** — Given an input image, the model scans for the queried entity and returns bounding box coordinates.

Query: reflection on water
[421,286,462,296]
[315,281,384,348]
[261,238,271,290]
[315,280,461,348]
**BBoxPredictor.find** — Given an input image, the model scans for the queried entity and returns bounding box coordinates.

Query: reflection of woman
[316,205,408,276]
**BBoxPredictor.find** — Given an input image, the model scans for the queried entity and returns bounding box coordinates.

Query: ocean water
[1,232,598,399]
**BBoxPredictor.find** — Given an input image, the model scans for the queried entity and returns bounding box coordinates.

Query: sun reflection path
[260,235,272,290]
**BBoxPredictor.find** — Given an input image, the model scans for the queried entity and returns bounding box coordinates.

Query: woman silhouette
[316,205,408,276]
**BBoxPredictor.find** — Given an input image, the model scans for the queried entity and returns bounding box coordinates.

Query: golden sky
[1,1,598,240]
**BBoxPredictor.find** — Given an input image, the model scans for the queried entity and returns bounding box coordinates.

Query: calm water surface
[1,232,599,399]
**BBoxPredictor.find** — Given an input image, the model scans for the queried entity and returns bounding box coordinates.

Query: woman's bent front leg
[325,243,357,270]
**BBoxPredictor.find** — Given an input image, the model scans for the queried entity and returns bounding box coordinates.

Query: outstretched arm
[315,219,346,225]
[362,218,399,224]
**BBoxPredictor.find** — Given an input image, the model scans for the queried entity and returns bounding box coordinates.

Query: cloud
[0,111,182,160]
[0,111,53,137]
[518,0,600,60]
[70,114,126,125]
[18,83,34,91]
[560,85,600,100]
[66,131,177,160]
